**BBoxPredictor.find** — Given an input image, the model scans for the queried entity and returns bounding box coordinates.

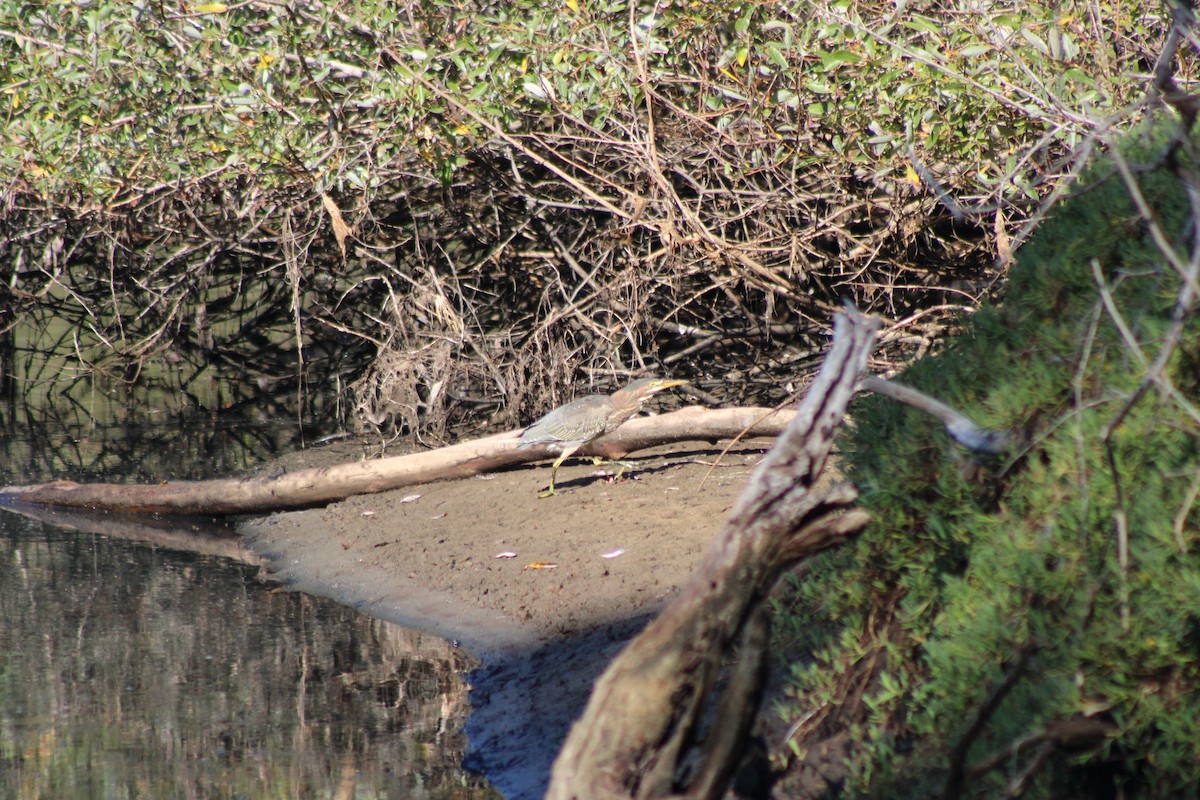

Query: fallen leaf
[320,192,352,260]
[360,510,376,516]
[400,494,422,503]
[495,551,518,559]
[525,562,558,569]
[904,163,922,189]
[601,549,625,559]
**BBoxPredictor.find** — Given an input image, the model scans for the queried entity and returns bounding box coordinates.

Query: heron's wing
[518,395,609,448]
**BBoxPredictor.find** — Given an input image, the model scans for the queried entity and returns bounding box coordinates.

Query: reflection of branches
[0,384,325,485]
[0,522,482,798]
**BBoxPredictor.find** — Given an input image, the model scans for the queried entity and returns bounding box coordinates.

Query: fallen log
[0,405,792,516]
[547,307,879,800]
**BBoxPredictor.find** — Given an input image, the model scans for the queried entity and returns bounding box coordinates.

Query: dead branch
[547,306,879,800]
[964,716,1116,795]
[940,643,1034,800]
[862,376,1010,454]
[0,406,792,516]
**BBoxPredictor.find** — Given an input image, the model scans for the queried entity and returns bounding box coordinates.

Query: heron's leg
[589,456,636,480]
[538,448,578,498]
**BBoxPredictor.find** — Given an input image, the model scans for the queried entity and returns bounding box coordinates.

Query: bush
[775,118,1200,796]
[0,0,1173,432]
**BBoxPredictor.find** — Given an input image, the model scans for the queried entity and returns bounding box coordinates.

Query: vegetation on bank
[0,0,1170,434]
[777,122,1200,795]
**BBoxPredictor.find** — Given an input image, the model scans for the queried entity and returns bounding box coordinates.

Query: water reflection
[0,514,497,798]
[0,381,498,798]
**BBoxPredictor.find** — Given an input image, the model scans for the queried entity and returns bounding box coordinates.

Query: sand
[239,438,774,799]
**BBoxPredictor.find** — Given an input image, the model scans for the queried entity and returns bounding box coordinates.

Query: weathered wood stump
[548,307,879,800]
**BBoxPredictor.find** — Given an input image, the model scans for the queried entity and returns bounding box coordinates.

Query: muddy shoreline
[238,438,772,798]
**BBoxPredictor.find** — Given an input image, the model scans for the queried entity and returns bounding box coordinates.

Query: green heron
[518,377,688,497]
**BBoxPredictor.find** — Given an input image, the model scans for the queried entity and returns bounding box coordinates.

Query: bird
[518,377,688,497]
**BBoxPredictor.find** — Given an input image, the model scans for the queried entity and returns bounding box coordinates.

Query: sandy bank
[239,439,772,798]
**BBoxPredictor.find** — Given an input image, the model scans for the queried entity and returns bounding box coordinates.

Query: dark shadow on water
[464,613,660,800]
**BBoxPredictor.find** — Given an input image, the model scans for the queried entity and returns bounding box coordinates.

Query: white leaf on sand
[601,549,625,559]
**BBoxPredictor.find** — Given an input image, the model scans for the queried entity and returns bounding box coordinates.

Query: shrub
[0,0,1173,431]
[776,118,1200,796]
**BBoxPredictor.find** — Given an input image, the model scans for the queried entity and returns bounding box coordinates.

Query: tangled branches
[0,0,1171,437]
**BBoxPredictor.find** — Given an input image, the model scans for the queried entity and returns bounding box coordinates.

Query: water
[0,400,498,798]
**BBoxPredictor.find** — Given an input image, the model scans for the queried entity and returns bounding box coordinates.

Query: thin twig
[1174,468,1200,554]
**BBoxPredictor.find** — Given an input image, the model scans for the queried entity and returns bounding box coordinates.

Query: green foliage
[2,0,433,198]
[777,123,1200,795]
[0,0,1166,203]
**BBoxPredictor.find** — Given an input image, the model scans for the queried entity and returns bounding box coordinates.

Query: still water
[0,401,499,798]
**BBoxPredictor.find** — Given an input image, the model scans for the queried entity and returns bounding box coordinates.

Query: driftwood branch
[547,306,880,800]
[861,376,1009,454]
[0,406,792,516]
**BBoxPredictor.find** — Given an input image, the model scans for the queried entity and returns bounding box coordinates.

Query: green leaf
[959,44,992,58]
[765,42,789,70]
[819,49,860,70]
[734,6,753,36]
